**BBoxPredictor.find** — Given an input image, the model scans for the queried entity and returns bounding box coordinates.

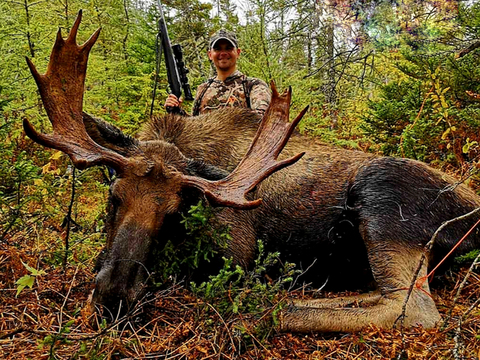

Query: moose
[25,12,480,333]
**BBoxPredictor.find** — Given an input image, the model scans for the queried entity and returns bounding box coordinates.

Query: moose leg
[292,290,381,309]
[281,242,440,333]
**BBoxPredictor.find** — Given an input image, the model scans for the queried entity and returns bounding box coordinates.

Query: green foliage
[363,57,480,163]
[0,132,43,241]
[361,2,480,165]
[38,319,74,360]
[15,261,46,297]
[455,249,480,265]
[191,240,298,336]
[152,199,298,338]
[362,79,424,156]
[152,201,230,284]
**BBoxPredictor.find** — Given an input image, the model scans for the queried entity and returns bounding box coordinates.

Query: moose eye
[154,196,165,206]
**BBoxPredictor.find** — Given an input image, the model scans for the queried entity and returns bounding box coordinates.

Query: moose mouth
[92,222,155,318]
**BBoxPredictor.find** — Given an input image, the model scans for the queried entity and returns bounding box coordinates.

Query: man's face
[208,39,241,72]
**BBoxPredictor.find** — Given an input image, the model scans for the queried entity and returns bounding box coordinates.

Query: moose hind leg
[281,244,440,333]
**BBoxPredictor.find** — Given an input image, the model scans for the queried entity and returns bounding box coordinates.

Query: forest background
[1,0,480,359]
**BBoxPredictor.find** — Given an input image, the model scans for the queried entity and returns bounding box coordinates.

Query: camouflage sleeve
[249,79,271,116]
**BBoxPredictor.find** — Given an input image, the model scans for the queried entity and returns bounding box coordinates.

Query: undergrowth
[152,200,299,342]
[152,200,230,284]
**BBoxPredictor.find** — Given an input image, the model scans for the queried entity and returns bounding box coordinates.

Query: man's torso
[193,71,270,116]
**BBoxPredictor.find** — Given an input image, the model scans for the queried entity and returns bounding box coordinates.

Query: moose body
[92,108,480,333]
[26,12,480,333]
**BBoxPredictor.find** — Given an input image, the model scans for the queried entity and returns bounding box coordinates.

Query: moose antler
[24,10,142,173]
[181,81,307,209]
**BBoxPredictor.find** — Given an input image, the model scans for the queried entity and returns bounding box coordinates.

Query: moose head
[25,11,306,314]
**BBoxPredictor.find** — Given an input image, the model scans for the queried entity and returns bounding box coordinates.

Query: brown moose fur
[85,108,480,333]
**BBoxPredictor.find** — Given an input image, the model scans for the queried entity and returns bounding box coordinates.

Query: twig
[399,85,434,158]
[59,266,79,325]
[63,166,76,270]
[207,303,237,353]
[456,40,480,59]
[452,316,464,360]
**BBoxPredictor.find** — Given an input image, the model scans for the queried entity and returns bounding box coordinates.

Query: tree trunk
[24,0,35,58]
[123,0,130,60]
[321,1,338,129]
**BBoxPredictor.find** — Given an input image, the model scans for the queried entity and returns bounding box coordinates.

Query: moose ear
[186,158,229,181]
[82,112,139,156]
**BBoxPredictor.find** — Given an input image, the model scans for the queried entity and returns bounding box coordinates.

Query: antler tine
[81,27,101,53]
[181,81,306,209]
[271,80,280,98]
[68,9,83,44]
[24,11,131,173]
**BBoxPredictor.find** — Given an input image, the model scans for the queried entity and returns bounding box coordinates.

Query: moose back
[25,12,480,333]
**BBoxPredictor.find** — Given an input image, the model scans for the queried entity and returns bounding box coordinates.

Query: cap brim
[210,37,237,49]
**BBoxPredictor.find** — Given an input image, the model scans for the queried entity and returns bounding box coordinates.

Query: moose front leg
[280,245,441,333]
[292,290,381,309]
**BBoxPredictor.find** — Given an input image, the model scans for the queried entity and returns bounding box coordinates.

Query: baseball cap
[209,29,238,49]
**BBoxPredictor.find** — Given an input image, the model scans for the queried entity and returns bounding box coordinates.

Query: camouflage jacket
[191,70,271,116]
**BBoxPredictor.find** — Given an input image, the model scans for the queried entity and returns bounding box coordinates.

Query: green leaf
[21,261,46,276]
[15,275,35,297]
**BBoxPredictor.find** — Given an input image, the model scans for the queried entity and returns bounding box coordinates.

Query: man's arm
[249,79,272,117]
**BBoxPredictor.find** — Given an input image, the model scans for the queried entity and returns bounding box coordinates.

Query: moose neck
[138,108,261,170]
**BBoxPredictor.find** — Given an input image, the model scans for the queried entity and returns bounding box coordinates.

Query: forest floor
[1,232,479,359]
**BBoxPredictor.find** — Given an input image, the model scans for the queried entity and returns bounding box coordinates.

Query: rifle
[156,0,193,113]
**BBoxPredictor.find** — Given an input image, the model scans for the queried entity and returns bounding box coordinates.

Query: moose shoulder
[25,12,480,333]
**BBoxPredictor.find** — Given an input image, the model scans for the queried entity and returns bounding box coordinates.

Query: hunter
[164,29,271,116]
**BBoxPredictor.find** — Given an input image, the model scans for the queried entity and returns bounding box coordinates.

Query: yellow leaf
[33,179,44,186]
[441,128,451,140]
[441,97,448,109]
[50,151,63,161]
[42,163,51,174]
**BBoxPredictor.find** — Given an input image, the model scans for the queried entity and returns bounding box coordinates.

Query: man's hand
[164,94,183,109]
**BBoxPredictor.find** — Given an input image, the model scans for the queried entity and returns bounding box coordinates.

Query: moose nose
[92,222,155,317]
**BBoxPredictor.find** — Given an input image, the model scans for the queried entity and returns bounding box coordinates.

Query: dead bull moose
[25,12,480,333]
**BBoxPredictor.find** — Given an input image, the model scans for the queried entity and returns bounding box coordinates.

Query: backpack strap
[241,75,254,109]
[192,78,214,116]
